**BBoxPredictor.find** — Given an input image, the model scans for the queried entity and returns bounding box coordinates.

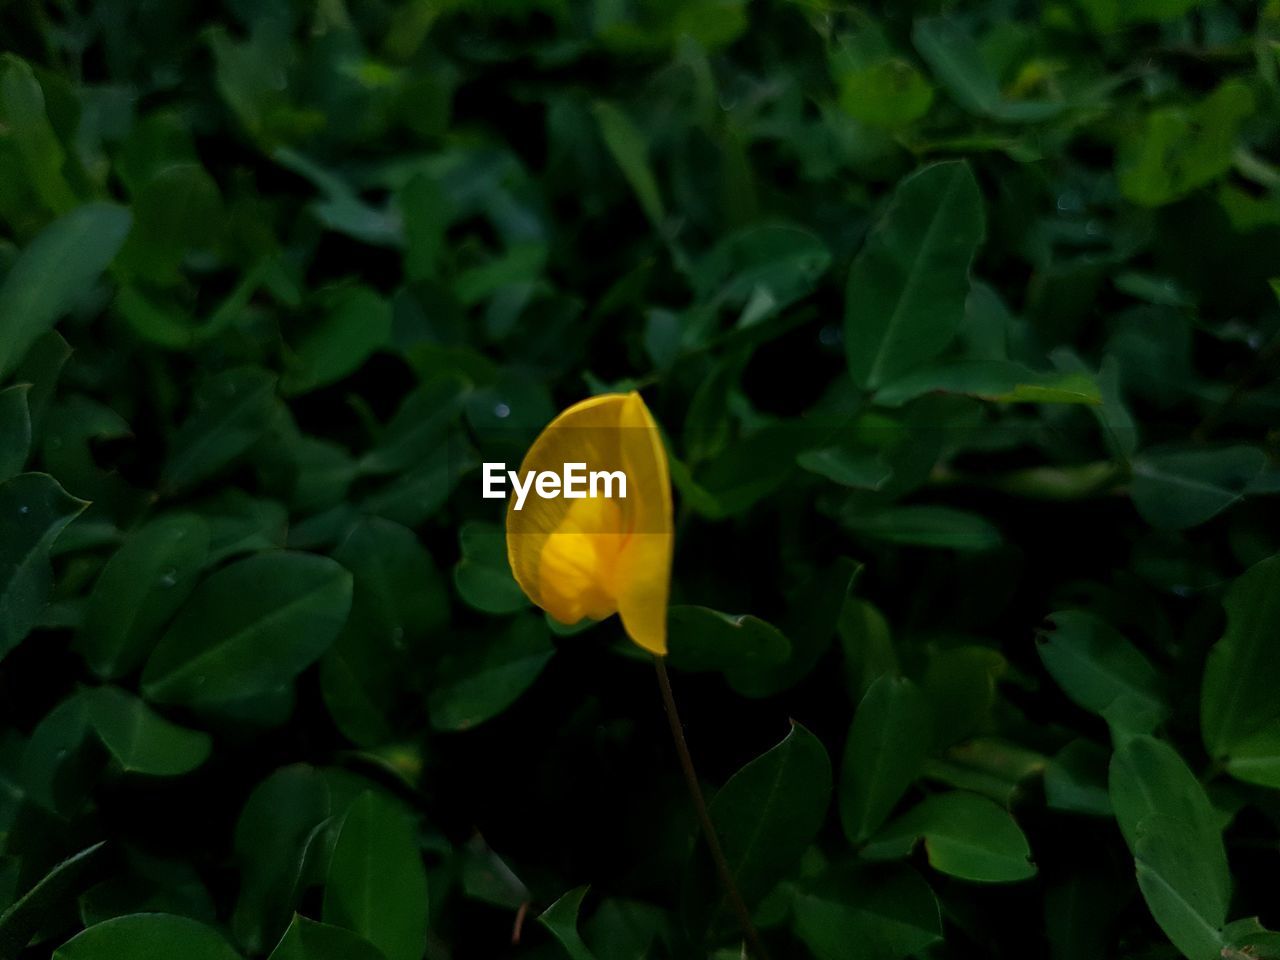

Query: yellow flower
[505,392,673,655]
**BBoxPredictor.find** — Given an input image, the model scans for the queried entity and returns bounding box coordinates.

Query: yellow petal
[505,391,673,655]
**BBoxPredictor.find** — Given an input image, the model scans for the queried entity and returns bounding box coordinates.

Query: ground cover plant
[1,0,1279,957]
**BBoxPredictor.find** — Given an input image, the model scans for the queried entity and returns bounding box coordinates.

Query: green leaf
[793,864,942,960]
[0,56,78,215]
[0,472,87,658]
[0,203,132,378]
[702,722,833,908]
[283,287,393,395]
[232,766,338,954]
[538,886,598,960]
[452,521,527,615]
[1119,82,1254,207]
[162,367,280,494]
[1079,0,1201,29]
[322,517,447,746]
[863,791,1036,882]
[728,558,858,697]
[594,102,664,226]
[267,915,386,960]
[0,385,31,482]
[667,605,790,674]
[323,791,429,960]
[52,914,243,960]
[1109,736,1229,959]
[840,674,932,844]
[1134,818,1229,960]
[1036,611,1169,735]
[1131,445,1265,530]
[77,514,211,678]
[843,505,1001,551]
[0,842,114,954]
[86,685,211,776]
[873,360,1101,408]
[838,59,934,129]
[1201,554,1280,778]
[845,161,985,390]
[1222,719,1280,789]
[141,551,354,706]
[691,223,831,327]
[117,162,224,284]
[912,18,1062,122]
[428,615,554,731]
[1043,740,1112,817]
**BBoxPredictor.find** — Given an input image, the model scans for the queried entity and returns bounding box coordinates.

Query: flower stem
[653,656,771,960]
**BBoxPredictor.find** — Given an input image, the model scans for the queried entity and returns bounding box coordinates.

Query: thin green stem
[653,656,771,960]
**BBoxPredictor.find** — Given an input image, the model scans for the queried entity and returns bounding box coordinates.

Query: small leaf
[86,686,211,776]
[162,367,280,494]
[1036,611,1169,735]
[873,360,1101,408]
[283,287,392,395]
[538,886,598,960]
[452,522,527,615]
[1201,554,1280,771]
[1119,82,1254,207]
[52,914,242,960]
[912,18,1062,122]
[141,552,354,706]
[594,102,664,226]
[1044,740,1112,817]
[843,505,1001,551]
[840,674,932,844]
[863,792,1036,883]
[77,513,211,678]
[838,59,934,129]
[428,615,554,731]
[0,473,87,658]
[0,56,78,215]
[0,203,132,377]
[323,791,429,960]
[845,161,985,390]
[322,517,448,746]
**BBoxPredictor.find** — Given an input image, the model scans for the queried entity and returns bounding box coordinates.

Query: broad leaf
[846,161,984,390]
[323,791,429,960]
[793,864,942,960]
[141,552,353,706]
[53,913,242,960]
[0,203,132,377]
[1201,554,1280,782]
[86,686,211,776]
[862,791,1036,883]
[77,514,211,678]
[1131,445,1265,530]
[0,472,87,657]
[427,615,554,731]
[1036,611,1168,735]
[841,674,932,844]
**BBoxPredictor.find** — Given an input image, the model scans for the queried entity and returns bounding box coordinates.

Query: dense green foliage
[1,1,1279,958]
